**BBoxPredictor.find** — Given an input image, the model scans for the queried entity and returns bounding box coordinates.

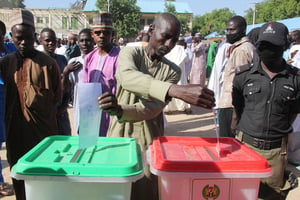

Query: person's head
[141,32,150,42]
[56,37,62,47]
[10,9,35,57]
[91,12,114,50]
[34,32,39,40]
[62,38,67,45]
[177,34,187,48]
[291,30,300,44]
[0,20,6,44]
[226,16,247,44]
[247,27,261,45]
[256,22,289,67]
[193,32,202,43]
[147,13,181,60]
[140,25,150,43]
[118,37,124,46]
[78,28,94,56]
[40,28,57,56]
[0,20,6,37]
[67,32,78,46]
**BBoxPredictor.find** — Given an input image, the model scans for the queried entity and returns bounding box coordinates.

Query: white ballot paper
[77,83,102,149]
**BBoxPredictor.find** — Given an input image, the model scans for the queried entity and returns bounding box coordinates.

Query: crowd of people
[0,7,300,200]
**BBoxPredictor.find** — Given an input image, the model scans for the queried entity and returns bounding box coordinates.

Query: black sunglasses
[93,30,111,36]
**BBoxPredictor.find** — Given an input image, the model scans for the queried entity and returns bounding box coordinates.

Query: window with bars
[62,17,67,29]
[70,17,78,29]
[36,17,43,24]
[36,16,49,25]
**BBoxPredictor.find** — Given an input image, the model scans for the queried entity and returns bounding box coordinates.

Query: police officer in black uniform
[232,22,300,200]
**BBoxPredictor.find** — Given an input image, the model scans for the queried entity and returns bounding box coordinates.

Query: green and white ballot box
[11,136,144,200]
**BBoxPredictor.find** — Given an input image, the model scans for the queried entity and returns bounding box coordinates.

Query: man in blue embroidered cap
[91,12,113,29]
[232,21,299,199]
[0,9,62,199]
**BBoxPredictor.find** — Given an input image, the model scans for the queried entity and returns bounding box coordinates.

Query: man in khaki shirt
[218,15,258,137]
[99,13,215,200]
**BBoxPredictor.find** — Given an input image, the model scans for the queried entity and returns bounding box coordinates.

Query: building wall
[0,8,89,38]
[0,7,193,39]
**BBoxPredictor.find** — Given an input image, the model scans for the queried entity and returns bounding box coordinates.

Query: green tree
[9,0,25,8]
[164,1,191,35]
[0,0,11,8]
[97,0,141,39]
[244,8,255,25]
[245,0,300,24]
[164,1,176,14]
[192,8,236,36]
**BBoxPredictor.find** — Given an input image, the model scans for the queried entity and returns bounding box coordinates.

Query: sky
[24,0,264,16]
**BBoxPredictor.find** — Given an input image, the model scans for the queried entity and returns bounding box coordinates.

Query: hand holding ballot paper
[77,83,102,149]
[98,92,123,119]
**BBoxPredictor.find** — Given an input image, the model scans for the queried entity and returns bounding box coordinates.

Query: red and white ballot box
[148,136,272,200]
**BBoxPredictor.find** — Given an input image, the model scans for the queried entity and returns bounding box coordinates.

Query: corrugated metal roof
[205,17,300,39]
[204,31,225,39]
[83,0,192,14]
[246,17,300,33]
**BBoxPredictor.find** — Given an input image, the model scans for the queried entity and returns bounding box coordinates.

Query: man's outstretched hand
[168,84,215,109]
